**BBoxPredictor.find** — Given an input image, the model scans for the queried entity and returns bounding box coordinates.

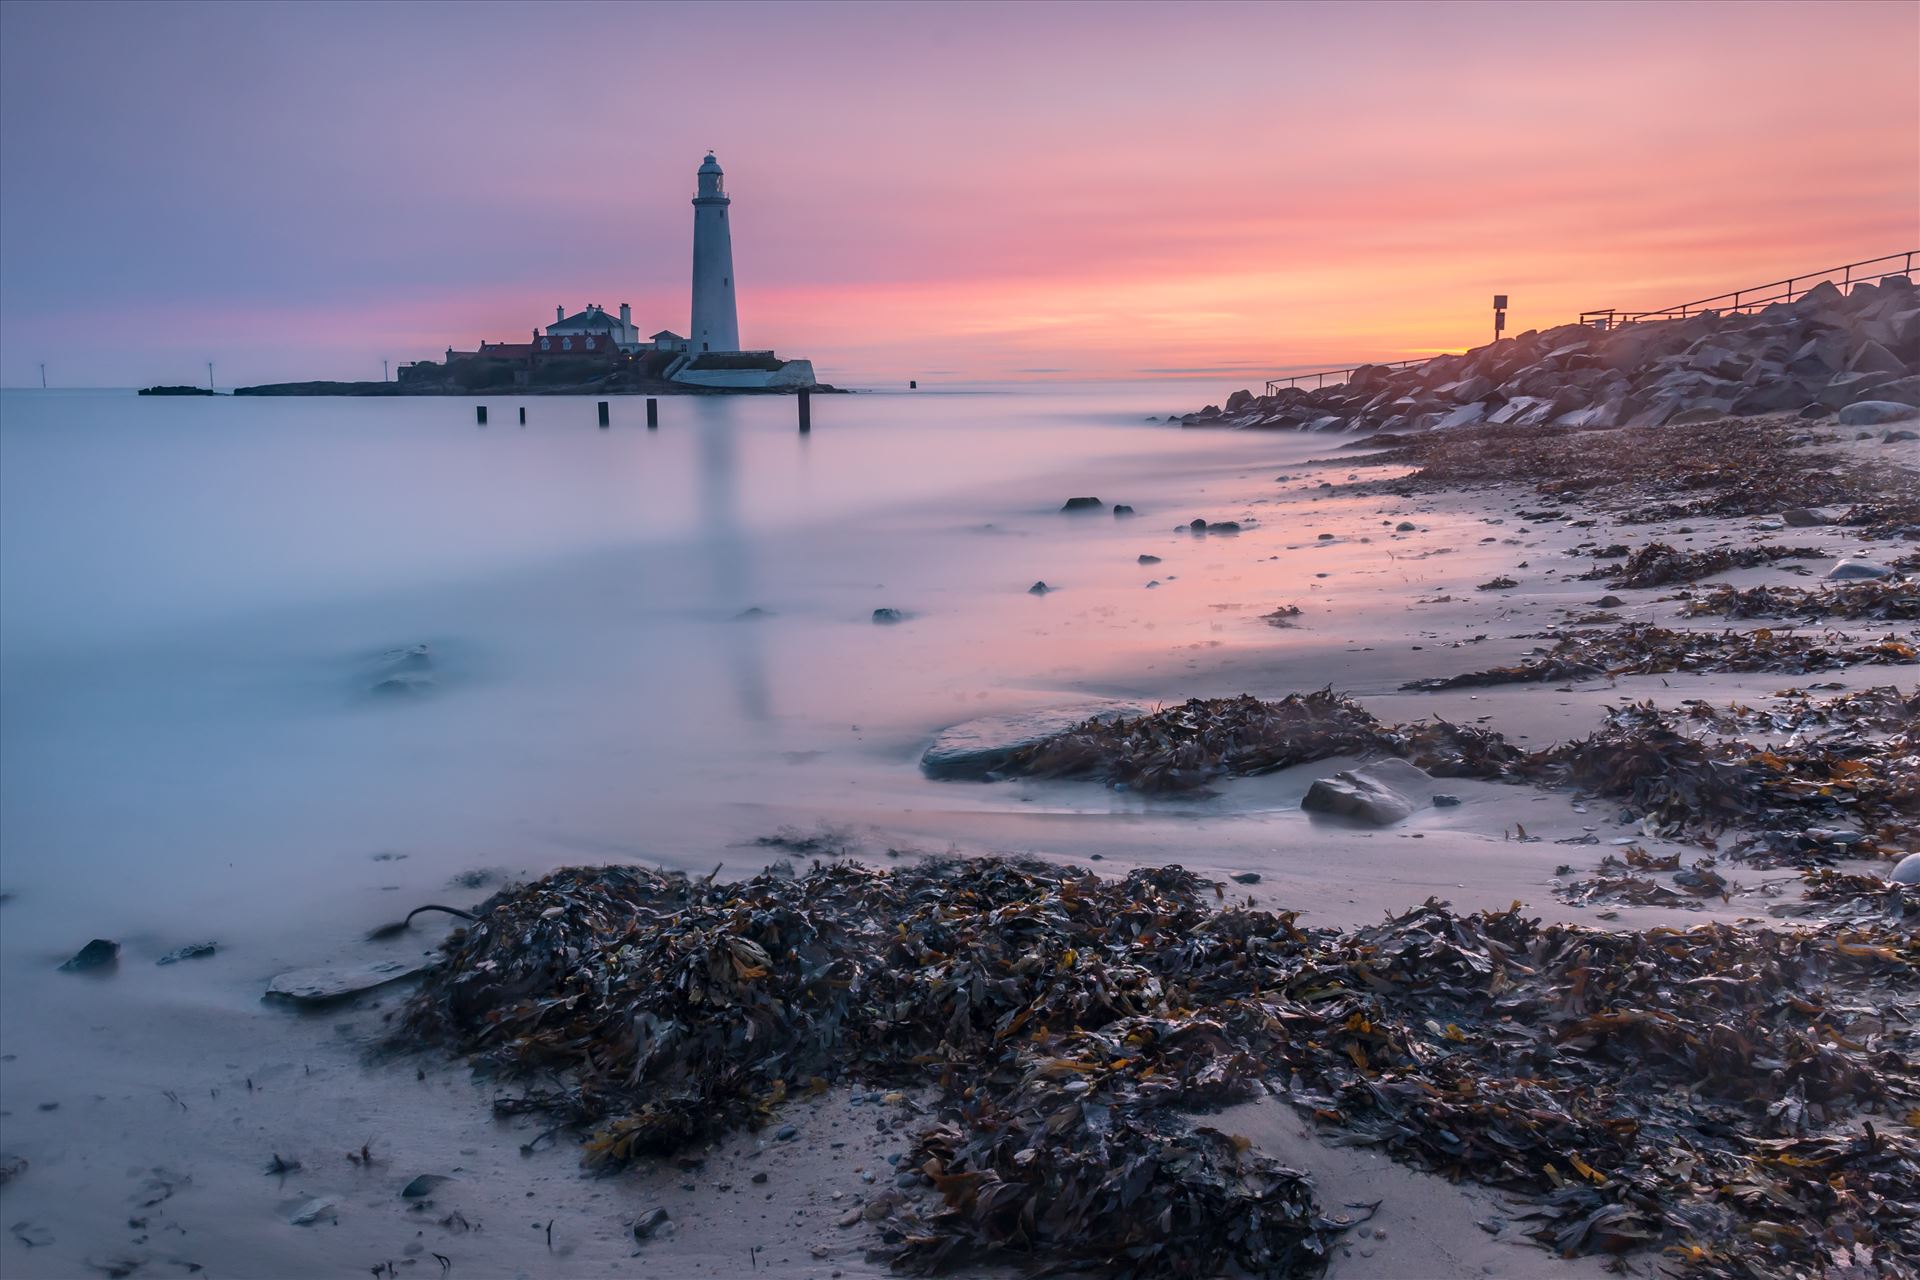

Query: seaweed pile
[985,691,1916,862]
[1682,579,1920,621]
[1581,542,1822,588]
[1789,868,1919,925]
[1536,701,1919,861]
[1678,686,1918,736]
[403,860,1920,1279]
[991,690,1524,793]
[1400,624,1917,691]
[1357,416,1919,531]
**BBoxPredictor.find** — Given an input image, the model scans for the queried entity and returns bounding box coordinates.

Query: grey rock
[1446,374,1493,403]
[1229,872,1262,884]
[155,942,217,966]
[1825,559,1892,581]
[59,939,119,972]
[1847,339,1909,376]
[1137,554,1162,564]
[1225,389,1254,413]
[1892,853,1920,886]
[369,644,435,696]
[1395,521,1416,531]
[1779,508,1830,527]
[1060,497,1104,512]
[1884,428,1919,443]
[1433,402,1490,430]
[1302,759,1435,826]
[1873,374,1920,406]
[401,1174,450,1199]
[1837,400,1919,426]
[289,1197,338,1226]
[1432,794,1462,807]
[921,701,1143,781]
[264,958,429,1006]
[1112,504,1136,517]
[1027,581,1051,595]
[871,608,907,625]
[1819,371,1896,407]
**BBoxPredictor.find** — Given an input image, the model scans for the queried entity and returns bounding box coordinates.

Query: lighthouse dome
[698,153,723,174]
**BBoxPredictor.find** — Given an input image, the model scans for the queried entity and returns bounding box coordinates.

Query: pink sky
[2,1,1915,388]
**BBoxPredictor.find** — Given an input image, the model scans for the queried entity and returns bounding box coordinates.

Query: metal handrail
[1262,358,1428,397]
[1252,250,1916,396]
[1580,250,1916,329]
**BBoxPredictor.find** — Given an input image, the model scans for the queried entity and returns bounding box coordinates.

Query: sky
[1,0,1915,389]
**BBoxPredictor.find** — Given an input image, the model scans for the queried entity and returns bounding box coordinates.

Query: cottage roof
[550,307,624,334]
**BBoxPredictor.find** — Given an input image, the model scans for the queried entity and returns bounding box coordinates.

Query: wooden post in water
[797,389,811,434]
[476,405,488,425]
[597,401,610,428]
[518,406,526,425]
[646,398,658,429]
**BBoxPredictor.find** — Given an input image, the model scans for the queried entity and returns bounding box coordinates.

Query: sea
[1,383,1352,972]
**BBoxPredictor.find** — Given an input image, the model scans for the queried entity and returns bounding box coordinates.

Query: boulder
[59,939,119,972]
[1847,339,1909,376]
[1825,559,1892,581]
[369,643,435,696]
[1873,374,1920,406]
[1060,497,1104,512]
[1779,508,1830,527]
[1445,375,1493,404]
[1225,389,1254,413]
[1818,371,1897,407]
[871,608,907,625]
[920,701,1144,781]
[1301,758,1435,826]
[155,942,217,965]
[1885,428,1919,443]
[1892,853,1920,886]
[1028,581,1052,595]
[1837,400,1919,426]
[1112,504,1136,517]
[265,958,431,1006]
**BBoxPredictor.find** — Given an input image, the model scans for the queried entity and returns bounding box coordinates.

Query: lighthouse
[690,152,740,353]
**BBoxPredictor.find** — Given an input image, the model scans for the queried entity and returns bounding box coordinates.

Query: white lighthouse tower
[689,152,740,353]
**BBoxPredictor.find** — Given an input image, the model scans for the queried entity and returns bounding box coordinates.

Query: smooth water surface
[2,385,1344,962]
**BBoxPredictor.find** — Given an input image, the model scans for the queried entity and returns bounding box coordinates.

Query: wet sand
[2,409,1911,1278]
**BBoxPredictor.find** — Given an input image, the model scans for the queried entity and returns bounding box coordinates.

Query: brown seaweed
[1400,624,1916,691]
[992,690,1525,794]
[1580,542,1823,588]
[1682,579,1920,621]
[402,860,1920,1280]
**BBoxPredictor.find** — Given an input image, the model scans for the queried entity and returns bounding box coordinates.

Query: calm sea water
[1,385,1329,962]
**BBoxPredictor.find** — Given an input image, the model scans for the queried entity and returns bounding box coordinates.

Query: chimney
[620,303,631,327]
[557,305,565,323]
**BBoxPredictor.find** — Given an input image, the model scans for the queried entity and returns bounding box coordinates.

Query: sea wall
[1185,276,1919,433]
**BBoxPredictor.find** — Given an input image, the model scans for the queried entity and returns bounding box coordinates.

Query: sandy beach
[3,398,1911,1279]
